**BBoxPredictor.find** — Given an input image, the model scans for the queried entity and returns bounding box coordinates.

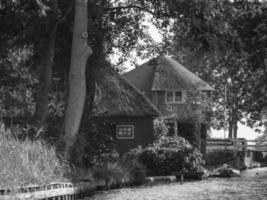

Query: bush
[153,119,168,140]
[120,150,146,185]
[0,122,69,189]
[131,136,205,176]
[92,150,146,188]
[92,151,129,189]
[69,118,117,168]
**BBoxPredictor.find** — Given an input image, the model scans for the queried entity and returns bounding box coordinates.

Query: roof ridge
[123,55,214,94]
[154,55,214,91]
[165,56,214,90]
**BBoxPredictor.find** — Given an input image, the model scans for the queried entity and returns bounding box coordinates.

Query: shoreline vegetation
[2,117,263,198]
[0,118,264,200]
[2,118,259,197]
[0,122,69,190]
[0,120,206,193]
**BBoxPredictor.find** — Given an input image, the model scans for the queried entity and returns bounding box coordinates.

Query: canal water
[86,167,267,200]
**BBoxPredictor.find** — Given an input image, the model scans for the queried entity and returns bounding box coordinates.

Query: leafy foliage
[153,118,168,140]
[1,0,266,176]
[92,150,146,188]
[0,0,168,122]
[131,136,205,176]
[67,118,117,168]
[164,0,267,132]
[0,47,36,117]
[92,150,128,189]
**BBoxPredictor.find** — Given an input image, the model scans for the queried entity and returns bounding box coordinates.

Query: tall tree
[162,0,267,136]
[33,0,58,128]
[63,0,92,154]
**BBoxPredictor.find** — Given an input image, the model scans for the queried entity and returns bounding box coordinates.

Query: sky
[211,123,263,140]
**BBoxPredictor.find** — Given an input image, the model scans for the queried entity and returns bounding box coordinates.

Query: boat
[209,164,241,178]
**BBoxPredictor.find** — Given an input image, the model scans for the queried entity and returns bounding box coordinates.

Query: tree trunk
[63,0,92,154]
[228,109,233,138]
[233,120,238,139]
[233,109,238,139]
[34,0,57,128]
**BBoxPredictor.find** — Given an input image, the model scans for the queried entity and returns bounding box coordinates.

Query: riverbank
[0,173,202,199]
[2,166,266,199]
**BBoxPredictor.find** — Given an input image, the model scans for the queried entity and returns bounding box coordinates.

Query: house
[123,55,214,154]
[90,64,160,154]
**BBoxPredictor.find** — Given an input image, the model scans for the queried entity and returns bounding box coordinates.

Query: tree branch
[51,0,74,36]
[104,5,156,16]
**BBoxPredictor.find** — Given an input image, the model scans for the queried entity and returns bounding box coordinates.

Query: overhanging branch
[51,0,74,36]
[104,5,157,16]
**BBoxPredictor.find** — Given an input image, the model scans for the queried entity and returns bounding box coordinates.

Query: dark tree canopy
[0,0,266,137]
[159,0,267,133]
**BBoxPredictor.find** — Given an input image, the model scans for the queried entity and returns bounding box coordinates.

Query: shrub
[92,151,130,190]
[131,136,205,176]
[120,150,146,185]
[92,150,147,188]
[0,122,69,189]
[69,118,117,168]
[153,119,168,140]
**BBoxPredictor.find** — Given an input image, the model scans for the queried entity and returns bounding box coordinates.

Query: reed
[0,122,68,189]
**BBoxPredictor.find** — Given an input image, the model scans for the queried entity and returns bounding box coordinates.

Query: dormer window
[166,91,173,102]
[175,91,182,102]
[166,91,185,104]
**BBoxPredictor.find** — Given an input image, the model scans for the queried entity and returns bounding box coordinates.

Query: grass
[0,122,69,189]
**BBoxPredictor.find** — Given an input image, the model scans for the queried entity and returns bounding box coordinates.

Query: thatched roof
[123,55,214,92]
[92,66,160,117]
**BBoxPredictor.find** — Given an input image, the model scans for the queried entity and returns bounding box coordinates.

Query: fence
[0,182,95,200]
[206,138,245,152]
[207,138,267,152]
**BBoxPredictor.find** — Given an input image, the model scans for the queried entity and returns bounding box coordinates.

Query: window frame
[165,90,185,104]
[116,125,135,139]
[174,91,183,102]
[166,91,174,103]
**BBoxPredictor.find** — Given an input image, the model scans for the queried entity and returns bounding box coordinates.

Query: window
[166,91,173,102]
[175,91,182,102]
[116,125,134,139]
[166,91,184,103]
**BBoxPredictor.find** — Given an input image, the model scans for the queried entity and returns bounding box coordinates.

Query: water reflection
[86,167,267,200]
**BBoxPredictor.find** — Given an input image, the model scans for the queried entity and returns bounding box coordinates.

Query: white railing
[0,182,95,200]
[207,138,267,152]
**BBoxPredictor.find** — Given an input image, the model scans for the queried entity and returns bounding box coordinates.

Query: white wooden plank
[1,183,95,200]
